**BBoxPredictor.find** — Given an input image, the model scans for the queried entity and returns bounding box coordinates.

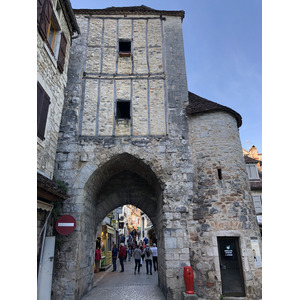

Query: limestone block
[149,47,163,73]
[101,47,116,74]
[98,80,114,136]
[88,18,103,46]
[165,237,176,248]
[118,19,132,40]
[132,79,148,134]
[103,19,117,46]
[148,19,162,47]
[82,79,98,136]
[85,47,101,73]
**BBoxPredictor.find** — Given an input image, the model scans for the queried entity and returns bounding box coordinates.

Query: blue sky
[70,0,262,153]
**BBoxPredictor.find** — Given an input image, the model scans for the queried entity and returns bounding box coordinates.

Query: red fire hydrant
[184,266,194,294]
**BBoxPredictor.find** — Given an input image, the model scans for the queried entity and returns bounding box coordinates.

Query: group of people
[111,238,158,275]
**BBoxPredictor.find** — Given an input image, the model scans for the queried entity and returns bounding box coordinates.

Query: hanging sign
[55,215,76,235]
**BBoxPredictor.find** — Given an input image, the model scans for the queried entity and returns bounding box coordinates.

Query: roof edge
[62,0,81,34]
[186,91,242,128]
[73,6,185,20]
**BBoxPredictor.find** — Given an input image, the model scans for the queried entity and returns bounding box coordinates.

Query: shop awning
[37,200,53,211]
[106,225,115,235]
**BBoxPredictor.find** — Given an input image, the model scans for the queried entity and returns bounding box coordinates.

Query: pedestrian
[140,245,145,266]
[143,236,148,245]
[124,245,128,262]
[128,246,133,262]
[112,243,118,272]
[94,246,101,273]
[133,245,142,274]
[142,241,146,252]
[152,243,158,272]
[118,243,126,272]
[145,244,153,275]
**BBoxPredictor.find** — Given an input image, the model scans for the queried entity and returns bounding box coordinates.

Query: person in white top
[151,243,158,272]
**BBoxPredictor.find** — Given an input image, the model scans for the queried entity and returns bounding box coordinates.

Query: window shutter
[57,32,67,73]
[38,0,53,41]
[37,0,44,24]
[252,195,262,214]
[37,82,51,140]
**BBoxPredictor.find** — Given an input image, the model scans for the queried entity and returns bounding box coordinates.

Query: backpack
[146,249,150,257]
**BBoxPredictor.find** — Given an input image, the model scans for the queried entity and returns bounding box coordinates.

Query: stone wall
[37,0,72,179]
[78,15,167,138]
[53,13,193,300]
[187,111,262,299]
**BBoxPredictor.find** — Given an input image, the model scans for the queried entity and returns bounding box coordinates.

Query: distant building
[244,146,262,234]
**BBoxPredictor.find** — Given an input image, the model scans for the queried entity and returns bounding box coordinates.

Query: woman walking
[145,244,153,275]
[133,246,142,274]
[112,243,118,272]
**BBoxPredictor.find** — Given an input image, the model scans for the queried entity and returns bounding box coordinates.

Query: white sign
[251,238,262,268]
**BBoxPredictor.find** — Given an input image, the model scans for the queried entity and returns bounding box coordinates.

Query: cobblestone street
[81,259,165,300]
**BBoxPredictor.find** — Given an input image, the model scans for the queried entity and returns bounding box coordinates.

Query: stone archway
[53,153,173,300]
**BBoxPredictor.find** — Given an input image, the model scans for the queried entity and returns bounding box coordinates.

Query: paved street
[81,258,166,300]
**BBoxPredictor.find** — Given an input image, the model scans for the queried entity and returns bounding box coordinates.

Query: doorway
[218,237,245,297]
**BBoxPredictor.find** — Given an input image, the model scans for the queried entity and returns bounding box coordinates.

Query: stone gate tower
[53,6,262,300]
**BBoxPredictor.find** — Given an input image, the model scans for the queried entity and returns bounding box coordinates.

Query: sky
[70,0,262,153]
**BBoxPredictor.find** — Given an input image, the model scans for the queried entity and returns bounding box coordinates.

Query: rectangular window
[217,168,222,180]
[246,164,259,180]
[116,100,131,119]
[47,21,56,50]
[119,40,131,56]
[37,82,51,140]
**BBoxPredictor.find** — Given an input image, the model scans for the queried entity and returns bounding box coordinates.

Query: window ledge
[119,52,131,57]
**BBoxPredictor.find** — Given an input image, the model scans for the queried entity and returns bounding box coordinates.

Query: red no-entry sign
[55,215,76,235]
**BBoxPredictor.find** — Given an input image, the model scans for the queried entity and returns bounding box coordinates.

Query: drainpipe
[37,206,54,294]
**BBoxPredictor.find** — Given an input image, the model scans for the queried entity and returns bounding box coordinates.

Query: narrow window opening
[116,101,131,119]
[218,168,222,180]
[119,40,131,56]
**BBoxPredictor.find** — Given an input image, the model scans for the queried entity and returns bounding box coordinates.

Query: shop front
[100,225,114,269]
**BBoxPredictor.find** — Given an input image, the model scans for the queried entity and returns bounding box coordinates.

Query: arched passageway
[70,153,167,299]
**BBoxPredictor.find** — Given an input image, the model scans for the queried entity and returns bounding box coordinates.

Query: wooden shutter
[253,195,262,214]
[38,0,53,41]
[37,82,51,140]
[37,0,44,24]
[57,32,67,73]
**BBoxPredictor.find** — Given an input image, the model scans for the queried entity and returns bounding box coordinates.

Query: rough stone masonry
[52,6,262,300]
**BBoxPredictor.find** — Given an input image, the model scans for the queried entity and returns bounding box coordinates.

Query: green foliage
[52,201,62,221]
[56,180,68,194]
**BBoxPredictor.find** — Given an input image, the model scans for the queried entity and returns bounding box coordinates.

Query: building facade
[37,1,79,299]
[244,146,262,234]
[50,6,262,300]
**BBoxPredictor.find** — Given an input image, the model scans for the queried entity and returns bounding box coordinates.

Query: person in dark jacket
[118,243,126,272]
[112,243,118,272]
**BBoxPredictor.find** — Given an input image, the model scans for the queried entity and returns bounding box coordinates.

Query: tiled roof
[37,173,68,201]
[73,5,185,20]
[244,156,260,164]
[186,91,242,127]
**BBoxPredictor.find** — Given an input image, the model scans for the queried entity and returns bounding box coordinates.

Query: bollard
[183,266,194,294]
